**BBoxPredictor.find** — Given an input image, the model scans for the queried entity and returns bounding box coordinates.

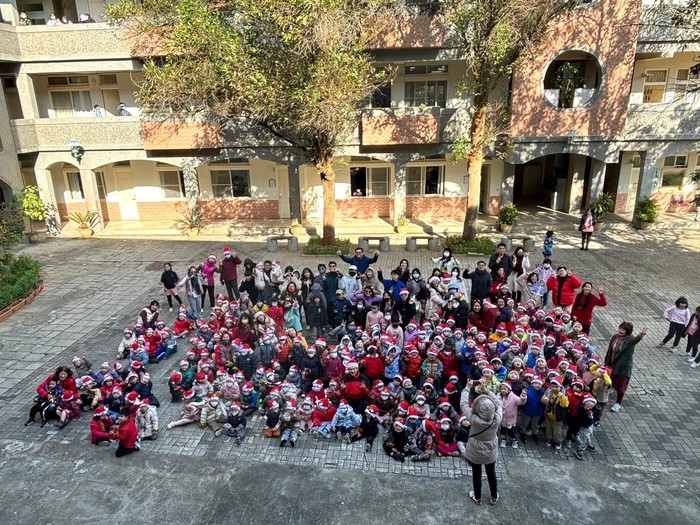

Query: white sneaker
[687,356,695,363]
[691,362,698,369]
[512,441,519,449]
[610,403,621,412]
[670,347,678,353]
[500,440,506,448]
[169,307,173,313]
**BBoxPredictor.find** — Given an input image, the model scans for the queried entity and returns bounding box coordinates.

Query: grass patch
[445,236,496,255]
[304,237,352,255]
[0,254,42,310]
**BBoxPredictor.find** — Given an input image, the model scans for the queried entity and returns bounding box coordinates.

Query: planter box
[0,282,44,323]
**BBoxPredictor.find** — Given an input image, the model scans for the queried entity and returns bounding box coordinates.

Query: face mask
[443,252,450,258]
[417,399,425,405]
[441,423,450,431]
[380,394,389,400]
[312,385,322,392]
[452,302,459,309]
[384,315,391,321]
[412,273,420,280]
[330,352,338,358]
[357,304,364,309]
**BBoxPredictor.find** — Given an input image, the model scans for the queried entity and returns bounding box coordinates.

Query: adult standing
[683,306,700,368]
[604,321,648,413]
[198,255,219,309]
[160,263,183,313]
[488,243,513,279]
[546,266,583,311]
[337,246,378,275]
[508,246,530,303]
[571,282,608,334]
[180,266,203,317]
[578,207,596,251]
[219,246,242,300]
[460,389,503,506]
[464,261,492,303]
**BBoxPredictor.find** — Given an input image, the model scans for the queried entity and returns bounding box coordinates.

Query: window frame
[642,69,668,104]
[672,68,699,104]
[210,167,252,199]
[406,164,445,196]
[349,165,391,197]
[64,171,85,201]
[404,80,448,108]
[95,170,107,200]
[158,169,186,200]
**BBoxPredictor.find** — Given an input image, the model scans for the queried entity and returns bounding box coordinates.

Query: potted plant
[19,185,45,243]
[553,61,585,108]
[592,192,614,231]
[67,210,100,238]
[635,197,660,230]
[175,209,204,238]
[395,214,409,234]
[497,203,518,233]
[290,219,304,237]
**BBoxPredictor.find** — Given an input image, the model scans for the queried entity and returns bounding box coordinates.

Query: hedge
[445,236,496,255]
[304,237,352,255]
[0,254,42,310]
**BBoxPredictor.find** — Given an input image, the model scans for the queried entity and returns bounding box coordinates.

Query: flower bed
[0,254,43,312]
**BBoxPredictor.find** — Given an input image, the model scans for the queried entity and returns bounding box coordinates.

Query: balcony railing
[10,117,142,153]
[625,104,700,137]
[360,108,464,146]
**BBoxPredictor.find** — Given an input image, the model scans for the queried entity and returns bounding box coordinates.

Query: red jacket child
[312,398,337,427]
[90,407,114,444]
[267,304,285,331]
[112,414,138,449]
[174,315,193,336]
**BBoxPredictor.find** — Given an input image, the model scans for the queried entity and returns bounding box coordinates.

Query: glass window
[663,156,688,168]
[404,81,447,107]
[350,166,389,197]
[65,172,84,200]
[211,169,251,198]
[406,165,444,195]
[50,90,93,117]
[99,74,118,85]
[159,170,185,199]
[369,167,389,196]
[95,171,107,200]
[642,70,668,104]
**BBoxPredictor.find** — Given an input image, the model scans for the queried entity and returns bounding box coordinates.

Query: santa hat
[482,364,494,372]
[268,399,279,410]
[582,395,597,406]
[290,365,300,373]
[393,418,406,429]
[317,398,330,409]
[103,376,114,383]
[523,368,536,378]
[549,378,563,387]
[208,254,216,261]
[315,338,327,348]
[131,360,143,369]
[366,405,379,416]
[571,377,584,388]
[338,399,349,408]
[346,360,359,370]
[402,377,413,386]
[421,419,436,433]
[94,406,108,417]
[196,373,206,382]
[444,382,457,395]
[170,372,183,383]
[438,414,452,425]
[398,401,409,413]
[415,391,426,401]
[62,390,75,402]
[126,391,140,402]
[223,246,231,256]
[439,397,451,408]
[500,382,513,391]
[407,407,420,418]
[531,377,544,385]
[81,375,95,386]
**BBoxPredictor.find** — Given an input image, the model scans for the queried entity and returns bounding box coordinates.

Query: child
[169,372,185,402]
[199,394,226,436]
[240,382,259,417]
[519,377,545,444]
[543,230,554,258]
[331,399,361,443]
[135,399,159,441]
[307,295,327,342]
[456,415,471,458]
[110,409,140,458]
[298,398,315,433]
[90,406,114,445]
[225,402,247,445]
[79,375,102,411]
[383,418,409,462]
[542,378,569,451]
[657,297,691,352]
[55,390,81,429]
[435,415,460,457]
[350,404,380,452]
[589,364,612,425]
[160,262,183,312]
[498,383,527,448]
[279,400,302,447]
[166,390,203,429]
[311,398,337,439]
[262,399,282,438]
[574,396,597,460]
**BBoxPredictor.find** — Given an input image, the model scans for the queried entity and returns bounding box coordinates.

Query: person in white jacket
[657,297,691,352]
[135,400,159,441]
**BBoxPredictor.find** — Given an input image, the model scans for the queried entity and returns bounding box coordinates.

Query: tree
[107,0,394,243]
[443,0,577,240]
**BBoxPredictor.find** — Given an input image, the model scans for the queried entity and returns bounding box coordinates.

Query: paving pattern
[1,225,699,479]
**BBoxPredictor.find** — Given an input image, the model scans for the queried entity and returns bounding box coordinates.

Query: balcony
[624,104,700,137]
[369,14,444,49]
[141,120,222,150]
[0,23,20,60]
[360,108,465,146]
[637,6,700,54]
[10,117,142,153]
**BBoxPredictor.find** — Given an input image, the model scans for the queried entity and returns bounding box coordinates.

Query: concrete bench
[500,235,535,253]
[358,236,390,252]
[266,235,299,252]
[405,235,441,252]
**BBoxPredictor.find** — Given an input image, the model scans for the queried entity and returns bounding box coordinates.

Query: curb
[0,282,44,323]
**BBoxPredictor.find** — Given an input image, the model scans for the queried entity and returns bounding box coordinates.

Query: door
[113,170,139,220]
[522,165,542,198]
[479,164,490,214]
[101,89,121,116]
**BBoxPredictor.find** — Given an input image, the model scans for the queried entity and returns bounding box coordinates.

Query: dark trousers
[470,461,498,500]
[166,294,183,308]
[223,279,240,300]
[687,333,700,362]
[201,285,215,308]
[115,445,139,458]
[581,323,591,335]
[662,321,685,347]
[611,374,630,404]
[581,232,592,250]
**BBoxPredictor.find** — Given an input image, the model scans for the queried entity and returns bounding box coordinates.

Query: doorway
[113,170,139,220]
[479,164,490,214]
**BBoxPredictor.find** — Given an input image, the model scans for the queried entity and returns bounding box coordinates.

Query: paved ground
[0,225,699,523]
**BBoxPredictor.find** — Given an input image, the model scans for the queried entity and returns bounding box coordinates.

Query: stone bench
[500,235,535,253]
[266,235,299,252]
[358,236,390,252]
[405,235,440,252]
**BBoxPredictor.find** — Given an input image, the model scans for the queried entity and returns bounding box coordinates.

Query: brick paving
[1,226,699,479]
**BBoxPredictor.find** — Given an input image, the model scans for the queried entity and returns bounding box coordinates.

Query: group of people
[27,238,663,505]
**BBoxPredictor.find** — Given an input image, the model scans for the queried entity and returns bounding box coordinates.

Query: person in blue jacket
[519,377,545,444]
[337,246,379,274]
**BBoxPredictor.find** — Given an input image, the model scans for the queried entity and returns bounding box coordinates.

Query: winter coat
[90,417,114,443]
[237,353,259,380]
[180,401,203,420]
[426,286,446,320]
[465,269,492,299]
[160,270,179,290]
[460,390,503,465]
[199,260,219,287]
[392,299,417,326]
[521,385,545,418]
[546,274,583,308]
[307,283,327,311]
[114,418,138,449]
[200,400,227,425]
[571,292,608,326]
[499,391,526,428]
[136,406,159,437]
[604,334,644,378]
[361,355,385,379]
[300,355,323,381]
[307,303,327,328]
[331,406,361,428]
[338,253,378,274]
[220,255,242,282]
[312,406,337,426]
[488,253,514,278]
[280,410,302,430]
[340,373,370,400]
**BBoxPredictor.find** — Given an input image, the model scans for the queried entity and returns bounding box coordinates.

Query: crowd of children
[26,239,648,466]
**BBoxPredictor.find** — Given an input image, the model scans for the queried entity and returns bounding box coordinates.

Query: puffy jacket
[236,352,259,380]
[331,406,362,428]
[340,373,370,400]
[499,391,526,428]
[136,406,159,437]
[312,406,337,426]
[90,418,113,443]
[361,355,385,379]
[547,274,583,307]
[571,292,608,326]
[460,390,503,465]
[115,418,138,449]
[220,255,242,282]
[200,400,226,424]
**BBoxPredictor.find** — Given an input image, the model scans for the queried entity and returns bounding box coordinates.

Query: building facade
[0,0,698,226]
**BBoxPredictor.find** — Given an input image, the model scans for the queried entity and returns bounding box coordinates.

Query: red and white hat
[549,378,563,387]
[393,417,406,429]
[366,404,379,416]
[439,396,451,408]
[346,360,359,370]
[62,390,75,402]
[196,373,206,382]
[315,338,327,348]
[223,246,231,256]
[94,406,108,417]
[170,372,183,383]
[126,391,140,402]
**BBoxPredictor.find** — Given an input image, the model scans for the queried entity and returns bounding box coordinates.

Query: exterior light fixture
[69,139,85,163]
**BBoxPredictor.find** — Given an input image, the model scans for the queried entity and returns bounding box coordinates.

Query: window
[50,90,93,117]
[95,171,107,200]
[211,169,251,198]
[99,74,118,86]
[405,80,447,107]
[643,70,668,104]
[350,166,390,197]
[663,155,688,168]
[661,155,688,187]
[672,68,699,104]
[65,172,85,200]
[48,76,89,86]
[406,165,444,195]
[405,65,448,75]
[159,170,186,199]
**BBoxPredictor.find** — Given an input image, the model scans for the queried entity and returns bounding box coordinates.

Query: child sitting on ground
[225,402,247,445]
[331,399,361,444]
[90,406,114,445]
[350,404,380,452]
[55,390,81,429]
[166,390,202,429]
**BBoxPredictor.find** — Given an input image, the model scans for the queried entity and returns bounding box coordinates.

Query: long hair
[573,281,594,311]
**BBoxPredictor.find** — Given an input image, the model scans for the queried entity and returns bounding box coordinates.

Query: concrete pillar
[35,168,57,207]
[16,73,38,119]
[287,161,303,222]
[80,168,104,230]
[616,153,634,213]
[501,163,515,206]
[181,160,200,214]
[589,159,607,204]
[566,154,587,215]
[632,151,661,224]
[393,157,408,224]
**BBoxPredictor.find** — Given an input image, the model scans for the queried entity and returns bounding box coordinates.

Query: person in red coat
[546,267,583,311]
[340,360,370,415]
[360,346,385,384]
[90,406,114,445]
[111,409,140,457]
[571,283,608,334]
[219,247,242,300]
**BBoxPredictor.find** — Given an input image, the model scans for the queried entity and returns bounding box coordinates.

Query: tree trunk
[462,99,488,241]
[318,158,336,243]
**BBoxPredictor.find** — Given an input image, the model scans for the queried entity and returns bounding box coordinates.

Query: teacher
[604,321,648,413]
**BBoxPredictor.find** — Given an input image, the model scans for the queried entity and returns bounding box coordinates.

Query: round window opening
[543,51,603,109]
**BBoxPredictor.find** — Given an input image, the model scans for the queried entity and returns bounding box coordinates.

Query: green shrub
[635,197,660,223]
[445,236,496,255]
[0,254,42,310]
[0,200,25,251]
[304,237,352,255]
